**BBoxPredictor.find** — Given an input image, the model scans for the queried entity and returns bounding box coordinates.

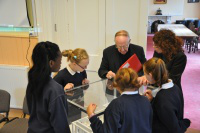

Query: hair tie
[74,56,77,59]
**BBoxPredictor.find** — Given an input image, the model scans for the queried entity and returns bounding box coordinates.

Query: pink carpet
[146,35,200,130]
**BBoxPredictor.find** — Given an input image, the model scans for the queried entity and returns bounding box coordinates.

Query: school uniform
[54,65,87,87]
[151,80,190,133]
[54,65,87,123]
[89,91,153,133]
[27,78,71,133]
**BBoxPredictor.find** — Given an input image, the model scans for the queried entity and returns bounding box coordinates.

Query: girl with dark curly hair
[153,29,186,92]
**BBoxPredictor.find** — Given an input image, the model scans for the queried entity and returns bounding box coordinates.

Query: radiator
[0,65,29,109]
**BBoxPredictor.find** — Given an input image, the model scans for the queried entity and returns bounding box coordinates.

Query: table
[157,24,198,38]
[66,78,117,116]
[66,70,146,118]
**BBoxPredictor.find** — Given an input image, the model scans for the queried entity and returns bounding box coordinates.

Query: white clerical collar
[66,64,76,75]
[121,91,138,95]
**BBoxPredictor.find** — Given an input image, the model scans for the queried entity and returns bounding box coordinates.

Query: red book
[119,54,142,72]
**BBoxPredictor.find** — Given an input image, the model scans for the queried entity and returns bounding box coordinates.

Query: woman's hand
[87,103,97,118]
[144,89,153,101]
[64,83,74,90]
[82,78,89,85]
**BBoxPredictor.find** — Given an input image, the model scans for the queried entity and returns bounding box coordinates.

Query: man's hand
[106,71,116,79]
[137,76,148,85]
[107,79,114,90]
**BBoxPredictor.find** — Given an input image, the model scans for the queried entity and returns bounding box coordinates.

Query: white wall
[148,0,200,23]
[171,0,200,23]
[34,0,148,71]
[105,0,148,52]
[34,0,54,42]
[148,0,184,16]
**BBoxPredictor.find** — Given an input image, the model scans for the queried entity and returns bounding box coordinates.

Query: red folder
[119,54,142,72]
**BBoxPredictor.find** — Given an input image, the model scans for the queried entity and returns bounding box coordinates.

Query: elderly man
[98,30,146,81]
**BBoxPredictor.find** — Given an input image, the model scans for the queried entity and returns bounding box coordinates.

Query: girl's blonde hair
[143,57,168,87]
[62,48,89,63]
[113,68,140,91]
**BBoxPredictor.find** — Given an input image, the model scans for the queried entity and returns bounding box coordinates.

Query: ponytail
[26,41,60,110]
[144,58,168,87]
[62,48,89,64]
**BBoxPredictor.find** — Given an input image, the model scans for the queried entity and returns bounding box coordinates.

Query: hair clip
[74,56,77,59]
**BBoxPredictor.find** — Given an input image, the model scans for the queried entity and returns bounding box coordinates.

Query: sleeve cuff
[151,97,155,104]
[89,115,98,123]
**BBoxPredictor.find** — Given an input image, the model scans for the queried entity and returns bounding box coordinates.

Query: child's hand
[82,78,89,85]
[87,103,97,118]
[64,83,74,90]
[144,90,153,101]
[137,76,148,86]
[65,91,74,96]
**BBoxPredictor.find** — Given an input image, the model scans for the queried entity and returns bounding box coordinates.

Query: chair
[175,20,186,25]
[151,20,165,33]
[0,89,10,124]
[0,97,29,133]
[185,20,194,28]
[194,27,200,52]
[194,20,200,28]
[185,23,199,53]
[190,25,200,53]
[192,37,199,53]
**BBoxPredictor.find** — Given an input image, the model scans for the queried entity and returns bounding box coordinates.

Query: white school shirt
[152,79,174,97]
[121,91,139,95]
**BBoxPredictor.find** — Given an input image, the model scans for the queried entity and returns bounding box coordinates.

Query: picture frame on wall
[188,0,199,3]
[154,0,167,4]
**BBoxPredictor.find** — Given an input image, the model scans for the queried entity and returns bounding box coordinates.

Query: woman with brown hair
[153,29,186,91]
[144,58,190,133]
[87,68,152,133]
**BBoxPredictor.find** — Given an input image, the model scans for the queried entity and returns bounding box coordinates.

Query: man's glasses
[116,44,129,50]
[75,62,86,70]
